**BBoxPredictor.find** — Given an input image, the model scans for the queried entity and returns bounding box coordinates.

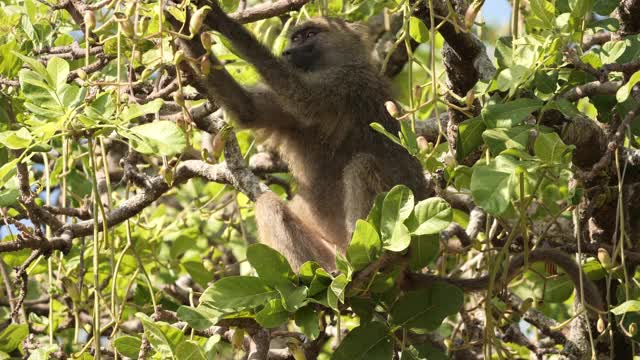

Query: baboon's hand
[200,0,227,31]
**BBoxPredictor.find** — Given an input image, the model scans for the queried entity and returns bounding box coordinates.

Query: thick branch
[229,0,310,24]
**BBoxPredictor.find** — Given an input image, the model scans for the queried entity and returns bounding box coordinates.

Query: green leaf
[120,98,164,122]
[544,98,582,119]
[276,282,308,312]
[246,243,296,287]
[495,65,530,94]
[518,263,574,303]
[182,260,214,288]
[569,0,592,18]
[534,70,557,94]
[176,341,207,360]
[350,297,375,324]
[0,158,19,188]
[46,56,69,92]
[411,198,452,235]
[370,122,403,147]
[335,253,353,280]
[534,131,572,164]
[0,128,33,149]
[401,344,449,360]
[256,298,289,328]
[600,41,627,64]
[389,282,463,330]
[366,192,386,231]
[581,52,602,69]
[332,322,393,360]
[299,261,321,285]
[494,36,513,68]
[408,234,439,271]
[12,51,49,81]
[177,305,220,330]
[529,0,555,28]
[220,0,240,12]
[482,98,543,128]
[308,267,333,297]
[409,17,429,43]
[456,116,486,160]
[327,274,349,310]
[0,188,20,207]
[203,335,222,359]
[616,70,640,103]
[126,120,187,156]
[27,345,60,360]
[384,222,411,252]
[381,185,414,252]
[113,336,142,359]
[346,220,381,271]
[137,313,184,358]
[199,276,278,311]
[0,324,28,352]
[482,126,530,155]
[611,300,640,315]
[295,305,320,339]
[470,155,519,215]
[593,0,618,15]
[0,41,21,77]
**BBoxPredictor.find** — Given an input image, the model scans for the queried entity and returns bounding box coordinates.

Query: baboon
[167,2,605,314]
[172,7,431,270]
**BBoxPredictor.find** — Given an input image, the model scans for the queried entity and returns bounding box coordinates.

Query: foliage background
[0,0,639,358]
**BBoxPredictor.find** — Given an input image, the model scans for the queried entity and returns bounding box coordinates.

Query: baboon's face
[282,18,369,72]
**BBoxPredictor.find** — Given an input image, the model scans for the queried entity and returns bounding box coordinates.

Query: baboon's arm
[168,11,298,129]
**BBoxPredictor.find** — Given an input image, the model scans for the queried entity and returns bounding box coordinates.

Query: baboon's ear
[347,22,373,46]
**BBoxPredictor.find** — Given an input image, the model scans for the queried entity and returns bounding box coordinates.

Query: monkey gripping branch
[0,0,639,359]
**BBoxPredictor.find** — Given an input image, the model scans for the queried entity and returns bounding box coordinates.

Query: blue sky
[484,0,511,26]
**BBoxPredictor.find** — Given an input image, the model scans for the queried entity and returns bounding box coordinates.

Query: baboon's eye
[306,31,317,38]
[292,34,301,42]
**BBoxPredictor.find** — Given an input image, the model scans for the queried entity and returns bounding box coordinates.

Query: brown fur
[169,5,606,312]
[181,6,431,269]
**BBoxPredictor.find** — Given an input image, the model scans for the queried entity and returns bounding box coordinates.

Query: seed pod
[443,152,457,167]
[231,328,244,349]
[120,19,135,38]
[597,317,606,333]
[139,67,154,81]
[173,91,185,107]
[413,86,422,101]
[173,50,185,65]
[189,6,211,36]
[124,2,136,17]
[201,32,213,52]
[287,339,307,360]
[464,0,484,30]
[212,131,225,159]
[597,248,612,269]
[77,69,88,80]
[630,323,637,336]
[416,136,429,151]
[200,56,211,75]
[203,259,215,271]
[520,298,533,314]
[465,89,475,108]
[383,8,390,32]
[84,10,96,32]
[160,165,173,185]
[385,100,399,118]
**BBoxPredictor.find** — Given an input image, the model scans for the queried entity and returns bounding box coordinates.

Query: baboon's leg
[342,154,387,239]
[255,192,336,271]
